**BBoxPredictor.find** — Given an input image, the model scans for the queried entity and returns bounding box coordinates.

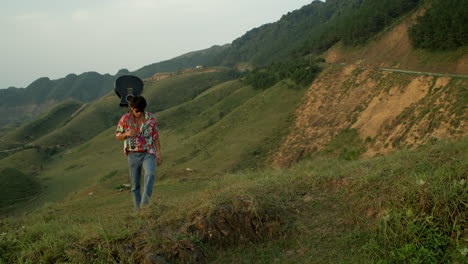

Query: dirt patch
[273,63,467,166]
[185,197,285,247]
[433,77,451,89]
[154,240,206,264]
[353,75,432,139]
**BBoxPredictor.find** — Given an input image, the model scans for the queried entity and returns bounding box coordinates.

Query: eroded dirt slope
[273,64,467,167]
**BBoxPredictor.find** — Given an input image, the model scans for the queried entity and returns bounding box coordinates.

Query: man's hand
[125,129,137,137]
[116,129,137,140]
[156,155,163,166]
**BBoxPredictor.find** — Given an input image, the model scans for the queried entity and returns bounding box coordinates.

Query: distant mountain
[0,45,230,128]
[0,72,114,107]
[218,0,423,67]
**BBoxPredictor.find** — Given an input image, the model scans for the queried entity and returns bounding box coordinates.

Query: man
[115,96,162,210]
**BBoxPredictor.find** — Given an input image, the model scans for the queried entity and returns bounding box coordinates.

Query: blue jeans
[127,152,156,209]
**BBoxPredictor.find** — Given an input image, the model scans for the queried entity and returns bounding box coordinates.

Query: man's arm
[116,115,134,140]
[116,129,135,140]
[154,137,162,166]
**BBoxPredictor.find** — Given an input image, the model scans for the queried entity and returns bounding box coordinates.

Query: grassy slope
[160,80,305,175]
[0,71,238,214]
[1,137,465,263]
[27,79,306,205]
[0,167,41,215]
[32,95,124,148]
[30,71,235,149]
[0,71,306,212]
[0,69,464,264]
[0,77,465,263]
[0,148,49,214]
[0,100,83,150]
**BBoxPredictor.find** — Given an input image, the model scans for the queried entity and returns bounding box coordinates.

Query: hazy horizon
[1,0,316,89]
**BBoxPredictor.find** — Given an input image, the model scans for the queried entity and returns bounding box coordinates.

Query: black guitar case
[114,75,144,107]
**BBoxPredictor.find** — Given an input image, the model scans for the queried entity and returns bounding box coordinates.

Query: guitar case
[114,75,144,107]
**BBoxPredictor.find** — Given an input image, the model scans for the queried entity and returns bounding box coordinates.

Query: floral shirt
[116,112,159,156]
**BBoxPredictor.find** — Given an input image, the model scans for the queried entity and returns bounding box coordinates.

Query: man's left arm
[152,117,162,166]
[154,137,162,166]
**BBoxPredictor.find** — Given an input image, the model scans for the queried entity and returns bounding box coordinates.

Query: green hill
[0,72,114,128]
[132,45,230,79]
[0,70,256,208]
[31,70,236,149]
[0,72,308,208]
[0,100,83,150]
[159,80,306,174]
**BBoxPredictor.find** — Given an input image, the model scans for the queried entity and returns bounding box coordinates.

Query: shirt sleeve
[116,115,127,136]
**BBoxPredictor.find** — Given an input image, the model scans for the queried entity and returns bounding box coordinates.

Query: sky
[0,0,315,88]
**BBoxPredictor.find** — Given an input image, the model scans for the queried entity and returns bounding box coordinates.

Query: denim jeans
[127,152,156,209]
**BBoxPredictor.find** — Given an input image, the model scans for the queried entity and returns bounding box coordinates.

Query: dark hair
[130,96,147,110]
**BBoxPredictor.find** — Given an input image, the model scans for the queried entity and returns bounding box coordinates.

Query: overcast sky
[0,0,315,88]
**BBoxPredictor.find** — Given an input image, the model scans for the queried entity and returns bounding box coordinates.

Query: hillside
[0,72,116,127]
[273,64,467,167]
[0,135,465,263]
[0,100,83,151]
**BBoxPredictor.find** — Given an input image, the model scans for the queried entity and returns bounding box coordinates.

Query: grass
[312,128,367,161]
[1,137,465,263]
[0,168,41,215]
[158,79,307,174]
[143,70,238,113]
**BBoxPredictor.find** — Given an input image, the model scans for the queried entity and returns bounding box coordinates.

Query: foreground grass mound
[0,138,466,263]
